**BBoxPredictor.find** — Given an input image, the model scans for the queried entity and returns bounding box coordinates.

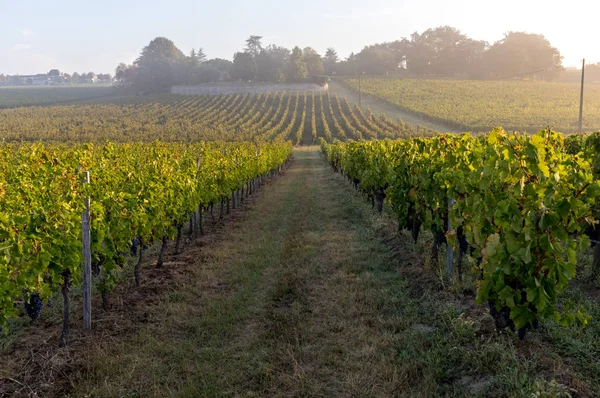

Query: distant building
[0,69,104,86]
[19,74,52,86]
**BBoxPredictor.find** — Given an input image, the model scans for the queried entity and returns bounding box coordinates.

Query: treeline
[114,26,592,93]
[335,27,565,80]
[115,36,325,92]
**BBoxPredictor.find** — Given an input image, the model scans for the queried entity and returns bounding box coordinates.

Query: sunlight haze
[1,0,597,74]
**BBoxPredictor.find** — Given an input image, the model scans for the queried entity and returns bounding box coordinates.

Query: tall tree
[406,26,486,76]
[245,36,263,58]
[303,47,324,75]
[197,48,207,63]
[204,58,233,81]
[134,37,187,91]
[287,46,308,81]
[189,49,200,67]
[232,52,257,81]
[114,63,138,87]
[482,32,563,80]
[324,47,339,75]
[256,45,290,82]
[356,44,398,75]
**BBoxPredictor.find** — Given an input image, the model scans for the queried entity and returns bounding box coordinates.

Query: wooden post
[195,156,202,233]
[81,171,92,331]
[579,58,585,134]
[446,198,455,279]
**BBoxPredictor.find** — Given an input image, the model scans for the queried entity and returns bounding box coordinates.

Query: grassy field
[0,85,115,108]
[2,147,596,397]
[343,77,600,133]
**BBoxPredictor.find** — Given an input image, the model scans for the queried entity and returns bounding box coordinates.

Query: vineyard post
[82,170,92,330]
[446,198,455,278]
[195,156,202,233]
[578,58,585,134]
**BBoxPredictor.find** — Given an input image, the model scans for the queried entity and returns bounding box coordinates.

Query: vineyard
[1,88,599,395]
[0,86,114,109]
[322,129,600,336]
[0,92,431,143]
[0,140,291,344]
[343,77,600,133]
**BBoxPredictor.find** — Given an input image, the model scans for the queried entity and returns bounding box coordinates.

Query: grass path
[71,147,406,397]
[67,147,599,398]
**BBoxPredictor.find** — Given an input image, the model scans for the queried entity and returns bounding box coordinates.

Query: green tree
[245,35,263,58]
[204,58,233,81]
[232,52,257,81]
[483,32,563,80]
[356,45,397,75]
[114,63,138,87]
[406,26,486,76]
[303,47,324,75]
[324,47,339,75]
[134,37,187,91]
[196,48,207,63]
[287,46,308,82]
[256,45,290,81]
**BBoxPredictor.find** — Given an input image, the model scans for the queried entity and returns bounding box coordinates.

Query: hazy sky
[1,0,597,75]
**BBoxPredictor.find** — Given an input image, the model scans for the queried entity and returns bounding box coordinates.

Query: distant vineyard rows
[343,78,600,133]
[0,92,433,143]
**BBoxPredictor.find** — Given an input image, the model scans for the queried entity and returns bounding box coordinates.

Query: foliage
[343,77,600,132]
[232,52,257,81]
[322,129,600,335]
[134,37,187,92]
[287,47,308,82]
[0,141,292,327]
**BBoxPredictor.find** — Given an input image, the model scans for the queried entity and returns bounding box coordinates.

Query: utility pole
[579,58,585,134]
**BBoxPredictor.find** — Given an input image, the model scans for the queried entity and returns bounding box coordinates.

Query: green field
[343,77,600,133]
[0,85,115,108]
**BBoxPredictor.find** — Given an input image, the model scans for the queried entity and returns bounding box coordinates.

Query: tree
[356,45,398,75]
[406,26,486,76]
[245,35,263,58]
[482,32,563,80]
[256,45,290,82]
[71,72,81,83]
[189,49,200,68]
[134,37,187,91]
[196,48,207,63]
[196,64,222,82]
[204,58,233,81]
[303,47,324,75]
[97,73,112,83]
[287,46,308,81]
[114,63,138,87]
[324,48,339,75]
[232,52,257,81]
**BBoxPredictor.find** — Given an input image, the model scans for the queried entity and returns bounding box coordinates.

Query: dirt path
[69,147,407,397]
[328,80,460,133]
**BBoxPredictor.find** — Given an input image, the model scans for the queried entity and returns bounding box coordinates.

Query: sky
[0,0,598,75]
